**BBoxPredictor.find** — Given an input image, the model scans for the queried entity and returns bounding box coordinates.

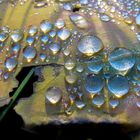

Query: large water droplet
[108,75,129,98]
[108,48,135,71]
[45,87,62,105]
[77,35,103,56]
[23,47,37,62]
[85,74,104,94]
[5,57,18,71]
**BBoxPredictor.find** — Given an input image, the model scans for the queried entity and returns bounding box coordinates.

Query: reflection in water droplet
[64,59,75,70]
[75,100,86,109]
[108,75,129,98]
[49,43,61,55]
[45,87,62,104]
[40,35,49,44]
[85,75,104,94]
[11,30,23,43]
[40,20,53,34]
[92,96,104,108]
[23,47,37,62]
[108,48,135,71]
[57,29,71,41]
[5,57,18,71]
[87,56,103,74]
[109,99,119,109]
[78,35,103,56]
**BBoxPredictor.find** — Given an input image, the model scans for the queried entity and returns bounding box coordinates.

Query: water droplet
[55,19,65,29]
[0,32,8,42]
[65,73,77,84]
[76,65,84,73]
[11,30,23,43]
[85,74,104,94]
[40,35,49,44]
[11,43,21,54]
[23,47,37,62]
[5,57,18,71]
[137,64,140,71]
[79,0,88,5]
[26,36,35,45]
[45,87,62,104]
[64,59,75,70]
[49,43,61,55]
[49,30,56,38]
[63,3,73,11]
[57,28,71,41]
[75,100,86,109]
[92,96,104,108]
[108,75,129,98]
[77,35,103,56]
[135,14,140,26]
[136,101,140,108]
[40,20,53,34]
[39,53,47,62]
[100,14,110,22]
[28,26,38,36]
[70,14,89,29]
[87,56,103,74]
[108,48,135,71]
[109,99,119,109]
